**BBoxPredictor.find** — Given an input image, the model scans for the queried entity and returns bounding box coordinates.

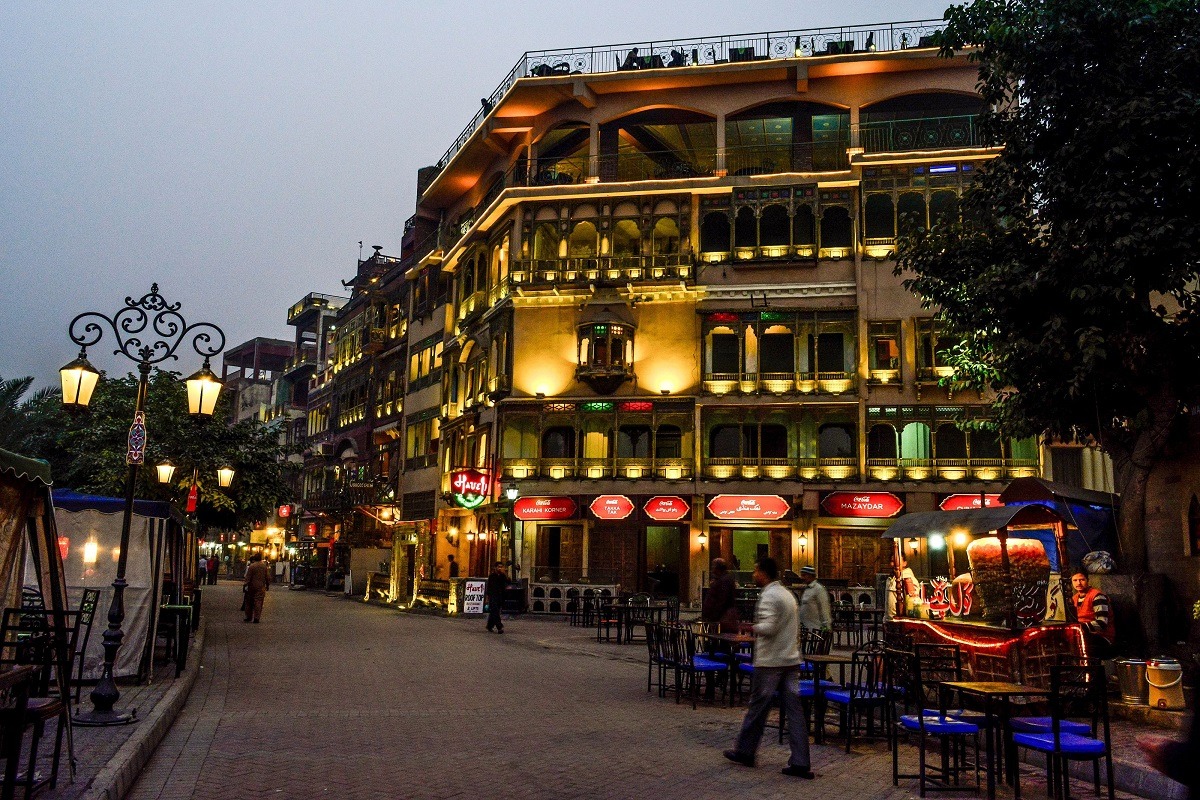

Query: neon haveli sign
[450,469,492,510]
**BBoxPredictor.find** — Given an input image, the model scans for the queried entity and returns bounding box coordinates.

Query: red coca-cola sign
[589,495,635,520]
[513,496,578,521]
[706,494,791,521]
[939,494,1003,511]
[821,491,905,518]
[644,496,691,522]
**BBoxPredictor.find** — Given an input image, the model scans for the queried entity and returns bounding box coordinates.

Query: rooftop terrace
[432,18,948,173]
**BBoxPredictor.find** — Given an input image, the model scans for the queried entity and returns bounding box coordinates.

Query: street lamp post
[62,284,224,726]
[501,480,519,579]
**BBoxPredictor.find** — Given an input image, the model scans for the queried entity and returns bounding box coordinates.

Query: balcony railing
[703,371,857,395]
[855,114,984,154]
[704,457,859,481]
[510,254,692,288]
[865,458,1039,481]
[431,18,946,174]
[502,457,694,481]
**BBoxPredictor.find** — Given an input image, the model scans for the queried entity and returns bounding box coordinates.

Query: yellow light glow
[953,530,969,548]
[111,547,121,562]
[83,540,98,564]
[662,466,683,480]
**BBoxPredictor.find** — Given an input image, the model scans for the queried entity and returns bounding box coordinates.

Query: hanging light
[156,460,177,484]
[697,531,708,546]
[185,358,223,417]
[503,480,520,502]
[60,350,100,410]
[216,465,235,488]
[928,533,946,551]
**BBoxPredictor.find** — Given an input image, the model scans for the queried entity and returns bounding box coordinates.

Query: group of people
[198,554,220,585]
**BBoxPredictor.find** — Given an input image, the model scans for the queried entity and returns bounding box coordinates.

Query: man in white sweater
[724,557,815,779]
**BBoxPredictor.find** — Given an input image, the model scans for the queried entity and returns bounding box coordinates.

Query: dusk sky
[2,1,949,388]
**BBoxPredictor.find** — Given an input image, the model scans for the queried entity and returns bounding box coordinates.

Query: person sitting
[619,48,640,70]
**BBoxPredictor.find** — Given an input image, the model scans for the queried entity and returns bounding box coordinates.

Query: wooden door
[817,528,890,586]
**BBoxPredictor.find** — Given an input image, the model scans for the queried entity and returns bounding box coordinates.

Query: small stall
[883,503,1085,684]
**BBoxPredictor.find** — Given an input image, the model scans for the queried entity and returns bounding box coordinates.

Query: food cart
[883,503,1086,684]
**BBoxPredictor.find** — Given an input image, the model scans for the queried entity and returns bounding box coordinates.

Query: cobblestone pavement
[128,586,1152,800]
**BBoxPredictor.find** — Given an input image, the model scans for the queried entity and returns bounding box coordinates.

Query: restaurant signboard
[820,491,904,518]
[939,494,1003,511]
[450,468,492,509]
[513,496,578,521]
[643,496,691,522]
[589,495,636,520]
[706,494,791,521]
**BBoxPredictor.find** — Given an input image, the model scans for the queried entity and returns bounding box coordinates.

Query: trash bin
[1115,658,1147,704]
[1146,657,1186,710]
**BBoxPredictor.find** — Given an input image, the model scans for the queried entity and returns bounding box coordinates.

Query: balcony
[855,114,984,154]
[510,254,692,288]
[703,371,857,396]
[502,457,693,481]
[865,458,1039,481]
[703,457,858,481]
[574,362,636,395]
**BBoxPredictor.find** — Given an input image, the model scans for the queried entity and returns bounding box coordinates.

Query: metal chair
[821,639,889,752]
[71,589,101,706]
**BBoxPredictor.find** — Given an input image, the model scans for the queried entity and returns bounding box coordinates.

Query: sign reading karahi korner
[706,494,791,521]
[513,496,577,521]
[820,491,904,518]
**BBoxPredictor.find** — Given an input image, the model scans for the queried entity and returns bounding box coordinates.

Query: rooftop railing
[431,18,946,175]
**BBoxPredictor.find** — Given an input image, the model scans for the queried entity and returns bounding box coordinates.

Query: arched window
[760,205,789,247]
[864,195,896,240]
[818,424,855,458]
[820,207,852,250]
[700,212,731,253]
[758,326,794,373]
[568,221,598,257]
[935,424,967,459]
[793,205,816,247]
[929,190,959,227]
[897,193,927,235]
[734,207,757,248]
[707,327,740,374]
[709,425,742,458]
[761,423,788,458]
[655,425,682,459]
[652,218,680,255]
[970,428,1003,459]
[541,426,576,458]
[533,222,561,260]
[867,424,899,459]
[612,219,641,257]
[617,425,652,458]
[901,422,931,459]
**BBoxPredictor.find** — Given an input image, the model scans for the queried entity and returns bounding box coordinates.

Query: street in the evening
[124,588,1144,800]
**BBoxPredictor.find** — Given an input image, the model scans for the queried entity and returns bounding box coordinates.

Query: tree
[897,0,1200,572]
[18,369,296,531]
[0,375,69,460]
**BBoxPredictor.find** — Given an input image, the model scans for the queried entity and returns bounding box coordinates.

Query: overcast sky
[1,1,949,388]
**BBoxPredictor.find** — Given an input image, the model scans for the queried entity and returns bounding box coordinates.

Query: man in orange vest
[1071,571,1115,658]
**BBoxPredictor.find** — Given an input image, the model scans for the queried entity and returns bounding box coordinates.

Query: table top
[703,632,754,644]
[939,681,1051,697]
[806,653,856,664]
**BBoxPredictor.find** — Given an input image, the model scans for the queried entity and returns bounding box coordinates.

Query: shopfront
[813,491,905,601]
[705,494,793,583]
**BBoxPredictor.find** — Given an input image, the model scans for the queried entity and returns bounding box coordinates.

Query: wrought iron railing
[431,18,946,174]
[855,114,984,153]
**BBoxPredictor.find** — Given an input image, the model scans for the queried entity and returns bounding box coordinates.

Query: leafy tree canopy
[897,0,1200,570]
[5,370,296,532]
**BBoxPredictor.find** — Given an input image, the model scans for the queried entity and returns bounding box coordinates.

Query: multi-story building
[221,337,295,425]
[383,17,1054,609]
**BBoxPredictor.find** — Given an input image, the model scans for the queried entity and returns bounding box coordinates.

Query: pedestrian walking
[701,558,740,633]
[486,562,506,633]
[796,565,831,632]
[207,555,218,585]
[724,557,815,779]
[242,553,271,623]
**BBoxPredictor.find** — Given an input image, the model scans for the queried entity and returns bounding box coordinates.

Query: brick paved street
[128,585,1151,800]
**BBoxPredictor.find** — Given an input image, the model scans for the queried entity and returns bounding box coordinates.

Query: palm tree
[0,374,64,456]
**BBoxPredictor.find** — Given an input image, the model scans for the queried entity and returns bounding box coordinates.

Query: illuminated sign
[643,496,691,522]
[939,494,1003,511]
[513,496,578,521]
[451,468,492,509]
[589,495,635,520]
[706,495,791,521]
[278,504,292,518]
[821,491,905,518]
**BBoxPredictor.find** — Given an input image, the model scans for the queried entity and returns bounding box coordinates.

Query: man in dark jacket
[702,558,740,632]
[486,562,507,633]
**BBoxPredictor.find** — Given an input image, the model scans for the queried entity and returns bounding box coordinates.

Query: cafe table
[938,680,1051,800]
[596,602,669,644]
[699,631,754,705]
[0,664,38,800]
[805,652,856,743]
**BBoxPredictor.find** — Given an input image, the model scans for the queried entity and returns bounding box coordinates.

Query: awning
[52,489,173,518]
[882,504,1063,539]
[1000,476,1118,508]
[0,447,52,486]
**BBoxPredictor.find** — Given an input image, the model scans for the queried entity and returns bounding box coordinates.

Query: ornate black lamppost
[61,284,224,726]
